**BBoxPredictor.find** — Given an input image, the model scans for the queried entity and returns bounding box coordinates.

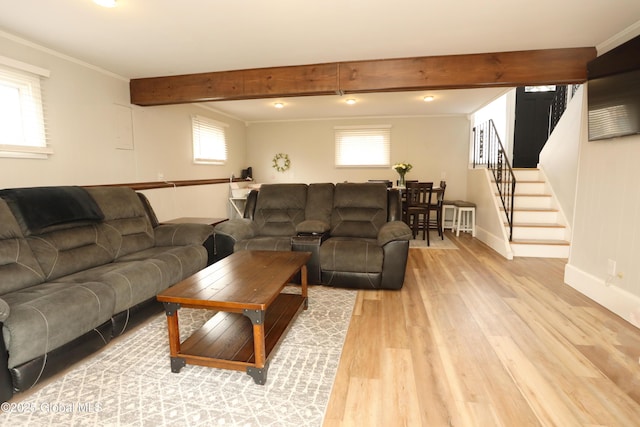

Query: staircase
[502,168,570,258]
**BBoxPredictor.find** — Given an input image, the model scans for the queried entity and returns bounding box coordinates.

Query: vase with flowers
[392,162,413,187]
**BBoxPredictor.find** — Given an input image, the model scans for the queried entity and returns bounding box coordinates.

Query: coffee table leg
[249,322,268,384]
[247,361,269,385]
[301,264,308,309]
[243,309,268,384]
[163,302,185,373]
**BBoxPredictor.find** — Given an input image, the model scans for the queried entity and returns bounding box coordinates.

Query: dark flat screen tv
[588,69,640,141]
[587,35,640,141]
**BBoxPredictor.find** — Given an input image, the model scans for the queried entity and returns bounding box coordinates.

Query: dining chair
[405,181,434,245]
[428,181,446,239]
[401,180,419,222]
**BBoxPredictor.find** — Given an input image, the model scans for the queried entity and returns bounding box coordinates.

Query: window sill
[0,145,53,159]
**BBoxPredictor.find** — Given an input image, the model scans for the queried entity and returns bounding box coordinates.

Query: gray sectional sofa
[214,182,412,290]
[0,186,214,402]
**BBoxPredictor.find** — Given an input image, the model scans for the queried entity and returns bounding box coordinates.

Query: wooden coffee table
[156,250,311,384]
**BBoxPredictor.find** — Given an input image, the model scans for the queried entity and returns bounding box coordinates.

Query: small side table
[162,217,229,265]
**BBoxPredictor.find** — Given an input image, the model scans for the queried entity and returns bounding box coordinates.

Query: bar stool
[453,200,476,237]
[442,200,457,231]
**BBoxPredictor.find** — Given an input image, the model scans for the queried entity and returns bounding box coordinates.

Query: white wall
[563,24,640,330]
[245,116,471,202]
[538,86,584,228]
[565,125,640,329]
[467,168,513,259]
[0,32,247,221]
[471,89,516,160]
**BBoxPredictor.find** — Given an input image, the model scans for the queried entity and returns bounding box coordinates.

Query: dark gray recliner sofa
[0,186,213,402]
[214,182,412,290]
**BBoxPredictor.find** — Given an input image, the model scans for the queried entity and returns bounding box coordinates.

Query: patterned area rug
[409,234,458,249]
[1,285,356,427]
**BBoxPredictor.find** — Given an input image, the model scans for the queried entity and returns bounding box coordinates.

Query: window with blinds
[0,58,50,159]
[334,125,391,167]
[192,115,228,164]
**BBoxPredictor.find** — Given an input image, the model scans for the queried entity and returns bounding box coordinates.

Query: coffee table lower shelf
[167,292,306,384]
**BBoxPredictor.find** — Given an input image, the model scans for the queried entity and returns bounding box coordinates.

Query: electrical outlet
[607,259,617,276]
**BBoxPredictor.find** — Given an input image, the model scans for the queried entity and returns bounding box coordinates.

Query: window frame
[0,56,50,159]
[334,125,391,168]
[191,115,228,165]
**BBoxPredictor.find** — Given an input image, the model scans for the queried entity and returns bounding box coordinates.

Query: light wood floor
[323,233,640,427]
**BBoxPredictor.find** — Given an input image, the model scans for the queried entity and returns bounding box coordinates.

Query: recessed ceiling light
[345,98,356,105]
[273,102,284,109]
[423,95,435,102]
[93,0,117,7]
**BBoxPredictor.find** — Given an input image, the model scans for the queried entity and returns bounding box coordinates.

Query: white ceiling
[1,0,639,121]
[208,88,510,122]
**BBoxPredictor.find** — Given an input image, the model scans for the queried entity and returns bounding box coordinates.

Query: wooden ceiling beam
[340,47,596,93]
[130,63,340,106]
[129,47,596,106]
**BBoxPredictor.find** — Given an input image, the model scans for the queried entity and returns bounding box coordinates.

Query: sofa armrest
[380,240,410,290]
[0,298,9,323]
[213,219,259,261]
[214,218,258,241]
[153,223,214,246]
[377,221,412,247]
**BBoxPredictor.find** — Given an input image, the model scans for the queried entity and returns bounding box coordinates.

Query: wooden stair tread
[507,222,566,228]
[492,180,543,184]
[511,239,570,246]
[510,193,552,198]
[501,207,559,212]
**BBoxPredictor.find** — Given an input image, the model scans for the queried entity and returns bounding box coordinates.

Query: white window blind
[0,59,50,159]
[335,125,391,167]
[192,115,228,164]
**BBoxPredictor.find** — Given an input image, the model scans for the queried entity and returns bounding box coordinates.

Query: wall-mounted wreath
[272,153,291,172]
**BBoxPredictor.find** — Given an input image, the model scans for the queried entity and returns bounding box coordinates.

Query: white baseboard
[476,226,513,260]
[564,264,640,330]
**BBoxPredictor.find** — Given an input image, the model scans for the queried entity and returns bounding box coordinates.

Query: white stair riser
[511,226,567,240]
[511,243,570,258]
[512,210,559,223]
[515,182,546,194]
[512,196,553,209]
[495,169,572,258]
[513,170,541,181]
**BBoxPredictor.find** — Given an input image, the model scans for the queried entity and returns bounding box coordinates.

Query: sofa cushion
[1,281,115,368]
[56,260,168,314]
[116,245,208,288]
[26,224,116,281]
[0,199,45,295]
[319,237,384,273]
[330,183,388,239]
[253,184,307,236]
[305,183,334,224]
[85,187,155,258]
